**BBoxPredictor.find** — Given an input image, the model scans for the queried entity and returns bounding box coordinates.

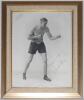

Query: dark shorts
[28,42,46,54]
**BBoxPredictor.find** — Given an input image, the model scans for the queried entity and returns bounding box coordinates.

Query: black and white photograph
[12,12,72,87]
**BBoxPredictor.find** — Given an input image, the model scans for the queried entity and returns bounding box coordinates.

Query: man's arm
[46,27,61,40]
[28,26,41,40]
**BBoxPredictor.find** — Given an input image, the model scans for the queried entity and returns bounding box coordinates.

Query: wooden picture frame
[1,1,83,98]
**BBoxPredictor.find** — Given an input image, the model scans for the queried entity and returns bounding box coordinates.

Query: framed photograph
[1,1,83,98]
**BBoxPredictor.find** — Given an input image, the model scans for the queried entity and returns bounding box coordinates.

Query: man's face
[40,21,47,27]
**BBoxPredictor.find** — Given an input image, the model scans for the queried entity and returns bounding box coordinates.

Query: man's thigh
[28,42,38,54]
[40,53,47,63]
[38,42,46,53]
[28,53,34,62]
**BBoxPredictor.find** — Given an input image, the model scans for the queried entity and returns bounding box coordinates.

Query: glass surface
[12,12,72,87]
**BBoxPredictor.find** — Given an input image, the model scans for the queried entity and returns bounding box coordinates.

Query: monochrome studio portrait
[12,13,72,87]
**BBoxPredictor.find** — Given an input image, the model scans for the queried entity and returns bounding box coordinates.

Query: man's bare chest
[34,27,46,36]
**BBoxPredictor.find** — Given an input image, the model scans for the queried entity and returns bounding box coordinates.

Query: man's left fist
[56,35,61,39]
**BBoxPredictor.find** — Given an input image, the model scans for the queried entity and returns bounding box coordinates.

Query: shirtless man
[23,18,61,81]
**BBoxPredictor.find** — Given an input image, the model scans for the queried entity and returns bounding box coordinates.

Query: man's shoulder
[34,25,40,30]
[45,26,50,32]
[45,26,49,29]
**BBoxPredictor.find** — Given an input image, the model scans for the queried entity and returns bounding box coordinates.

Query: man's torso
[31,26,48,44]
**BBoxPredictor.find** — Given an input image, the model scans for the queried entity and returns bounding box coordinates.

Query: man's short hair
[40,18,48,23]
